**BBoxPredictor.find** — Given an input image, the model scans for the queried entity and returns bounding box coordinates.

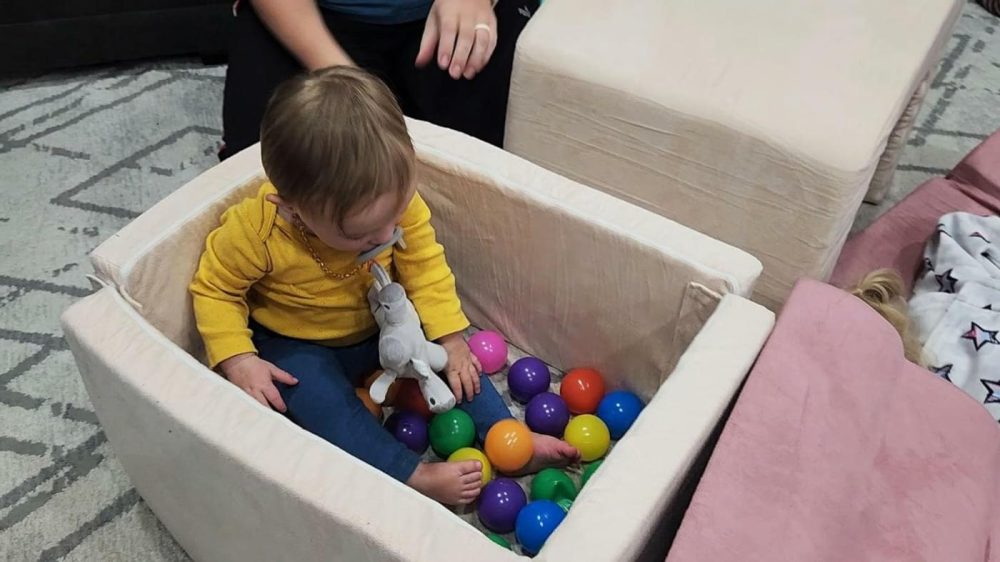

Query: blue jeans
[252,324,513,482]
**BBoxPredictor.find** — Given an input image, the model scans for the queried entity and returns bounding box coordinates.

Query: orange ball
[355,387,383,420]
[560,368,606,414]
[391,378,433,420]
[356,371,390,421]
[484,419,533,473]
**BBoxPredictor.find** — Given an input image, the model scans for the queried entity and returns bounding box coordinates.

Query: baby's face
[299,187,414,254]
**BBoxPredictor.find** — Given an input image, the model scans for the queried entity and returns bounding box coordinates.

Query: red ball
[560,368,606,414]
[391,379,433,420]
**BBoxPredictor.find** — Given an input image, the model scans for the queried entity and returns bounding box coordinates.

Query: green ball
[429,409,475,458]
[486,532,511,549]
[556,498,574,512]
[580,460,603,488]
[530,468,577,502]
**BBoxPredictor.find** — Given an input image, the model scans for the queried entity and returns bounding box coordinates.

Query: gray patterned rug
[1,3,998,560]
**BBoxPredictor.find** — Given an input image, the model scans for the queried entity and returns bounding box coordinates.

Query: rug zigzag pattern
[0,61,221,561]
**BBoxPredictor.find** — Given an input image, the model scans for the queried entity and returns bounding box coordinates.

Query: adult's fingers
[436,13,459,70]
[464,29,490,79]
[415,15,439,67]
[261,384,288,413]
[449,21,476,79]
[485,19,498,65]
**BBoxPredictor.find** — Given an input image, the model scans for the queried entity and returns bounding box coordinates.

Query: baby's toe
[559,442,580,457]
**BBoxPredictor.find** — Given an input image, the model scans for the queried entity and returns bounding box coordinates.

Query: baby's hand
[439,333,482,403]
[218,353,298,412]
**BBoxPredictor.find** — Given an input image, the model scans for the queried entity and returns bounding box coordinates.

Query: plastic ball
[507,357,551,403]
[486,532,512,550]
[448,447,493,486]
[560,368,606,414]
[478,478,527,533]
[580,459,603,488]
[556,498,573,512]
[525,392,570,436]
[564,414,610,462]
[391,378,433,420]
[468,331,509,374]
[530,468,577,503]
[515,500,566,555]
[385,411,428,453]
[484,419,533,473]
[355,387,383,420]
[429,409,475,458]
[596,390,645,439]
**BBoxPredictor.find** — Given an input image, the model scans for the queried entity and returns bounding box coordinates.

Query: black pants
[220,1,538,159]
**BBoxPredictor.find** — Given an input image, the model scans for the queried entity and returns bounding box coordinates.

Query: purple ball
[525,392,571,436]
[508,357,551,403]
[478,478,527,533]
[386,411,428,454]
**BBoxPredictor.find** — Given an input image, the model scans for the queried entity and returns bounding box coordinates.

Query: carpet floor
[1,2,998,560]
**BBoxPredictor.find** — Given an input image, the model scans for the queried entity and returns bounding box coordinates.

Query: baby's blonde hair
[260,66,414,225]
[850,270,927,367]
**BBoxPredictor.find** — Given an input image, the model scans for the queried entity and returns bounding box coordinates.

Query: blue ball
[595,390,644,440]
[515,500,566,555]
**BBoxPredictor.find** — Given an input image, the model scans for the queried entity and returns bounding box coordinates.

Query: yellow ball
[447,447,493,486]
[564,415,610,462]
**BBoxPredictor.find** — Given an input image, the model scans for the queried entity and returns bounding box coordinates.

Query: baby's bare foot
[513,433,581,476]
[407,461,483,505]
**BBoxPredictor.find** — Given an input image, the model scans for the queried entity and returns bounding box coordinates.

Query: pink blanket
[667,280,1000,562]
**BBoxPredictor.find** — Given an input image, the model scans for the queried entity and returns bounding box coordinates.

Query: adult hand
[416,0,497,80]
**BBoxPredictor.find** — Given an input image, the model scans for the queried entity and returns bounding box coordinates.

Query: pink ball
[468,331,508,374]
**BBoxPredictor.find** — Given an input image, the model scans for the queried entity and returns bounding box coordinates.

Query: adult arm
[251,0,354,70]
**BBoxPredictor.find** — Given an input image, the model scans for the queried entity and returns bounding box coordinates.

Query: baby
[190,66,579,505]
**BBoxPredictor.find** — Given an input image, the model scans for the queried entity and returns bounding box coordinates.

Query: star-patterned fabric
[910,212,1000,421]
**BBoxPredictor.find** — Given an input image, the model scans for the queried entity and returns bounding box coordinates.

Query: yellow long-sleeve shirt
[189,182,469,368]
